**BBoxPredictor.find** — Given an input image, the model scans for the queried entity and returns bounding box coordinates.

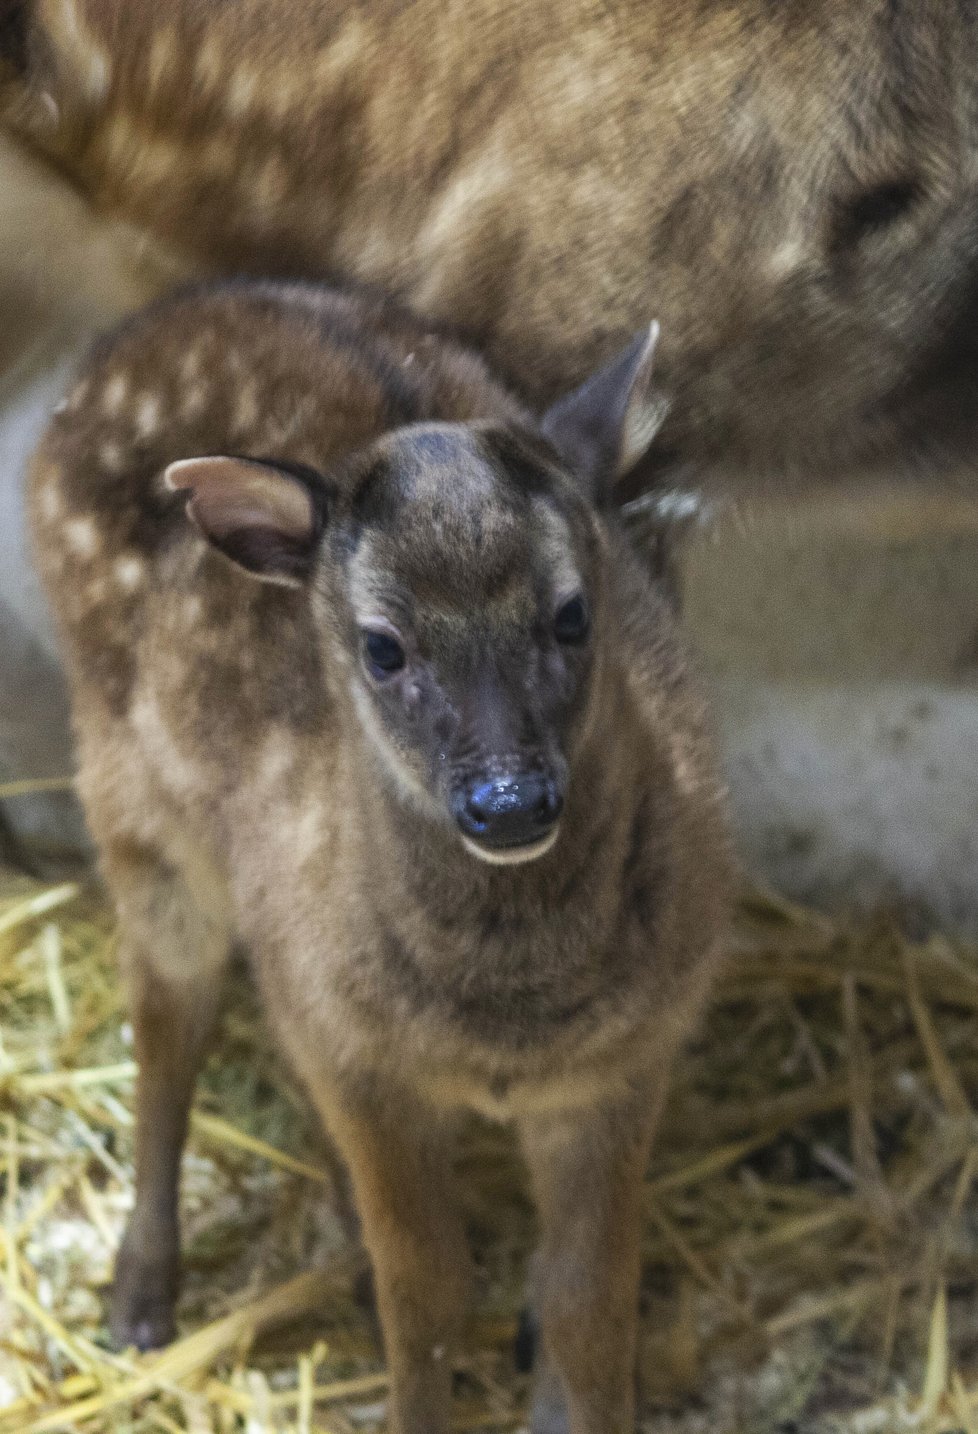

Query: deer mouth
[459,826,560,866]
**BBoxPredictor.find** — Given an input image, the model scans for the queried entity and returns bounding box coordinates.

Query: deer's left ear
[163,455,328,587]
[540,323,667,497]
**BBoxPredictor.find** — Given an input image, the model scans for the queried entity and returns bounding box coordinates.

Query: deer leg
[310,1077,471,1434]
[104,840,232,1350]
[518,1077,667,1434]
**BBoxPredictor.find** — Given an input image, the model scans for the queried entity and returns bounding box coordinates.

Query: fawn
[30,279,732,1434]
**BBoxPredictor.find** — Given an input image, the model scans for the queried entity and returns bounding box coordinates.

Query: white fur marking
[227,65,259,116]
[99,442,124,473]
[134,392,162,439]
[147,29,176,90]
[194,34,223,89]
[40,482,62,523]
[114,556,145,592]
[233,382,260,435]
[102,374,129,417]
[292,802,324,864]
[57,0,111,101]
[180,347,203,383]
[768,239,806,278]
[259,731,295,785]
[179,385,208,421]
[64,516,99,560]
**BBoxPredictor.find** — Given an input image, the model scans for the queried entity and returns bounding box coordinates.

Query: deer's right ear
[163,456,329,588]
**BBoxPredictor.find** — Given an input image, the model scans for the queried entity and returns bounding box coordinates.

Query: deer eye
[554,595,589,645]
[362,628,406,678]
[830,178,920,252]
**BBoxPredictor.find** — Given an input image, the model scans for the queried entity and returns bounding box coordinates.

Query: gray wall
[683,490,978,928]
[0,136,176,861]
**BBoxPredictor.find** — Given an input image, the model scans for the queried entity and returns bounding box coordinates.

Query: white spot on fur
[311,22,366,88]
[266,74,304,120]
[134,392,162,439]
[130,689,200,799]
[259,730,295,785]
[179,385,208,421]
[114,556,145,592]
[147,29,176,90]
[55,0,111,102]
[227,65,259,116]
[414,137,512,282]
[183,594,203,622]
[194,34,223,90]
[233,382,260,435]
[102,374,129,417]
[180,347,203,383]
[39,481,62,523]
[292,801,324,864]
[768,239,806,278]
[673,757,699,796]
[99,442,124,473]
[64,516,99,559]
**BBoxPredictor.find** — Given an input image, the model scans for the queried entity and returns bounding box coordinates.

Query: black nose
[455,773,564,849]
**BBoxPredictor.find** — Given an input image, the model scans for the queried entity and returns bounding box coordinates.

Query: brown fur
[29,279,732,1433]
[5,0,978,491]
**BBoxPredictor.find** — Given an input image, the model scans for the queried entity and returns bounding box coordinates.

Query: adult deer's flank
[6,0,978,486]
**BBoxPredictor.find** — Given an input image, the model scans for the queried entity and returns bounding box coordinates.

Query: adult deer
[2,0,977,491]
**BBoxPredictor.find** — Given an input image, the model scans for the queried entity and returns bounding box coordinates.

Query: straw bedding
[2,867,978,1433]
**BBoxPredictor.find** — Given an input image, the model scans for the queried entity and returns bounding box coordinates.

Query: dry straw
[2,871,978,1432]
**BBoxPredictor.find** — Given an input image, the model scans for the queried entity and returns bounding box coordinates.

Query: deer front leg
[518,1077,667,1434]
[311,1077,471,1434]
[102,841,232,1351]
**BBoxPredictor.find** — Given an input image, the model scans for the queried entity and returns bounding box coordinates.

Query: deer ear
[163,456,327,587]
[540,323,667,497]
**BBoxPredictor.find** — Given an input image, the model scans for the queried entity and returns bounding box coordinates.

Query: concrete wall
[682,490,978,928]
[0,137,176,861]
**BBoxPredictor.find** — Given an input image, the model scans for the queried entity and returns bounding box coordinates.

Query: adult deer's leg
[105,840,232,1350]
